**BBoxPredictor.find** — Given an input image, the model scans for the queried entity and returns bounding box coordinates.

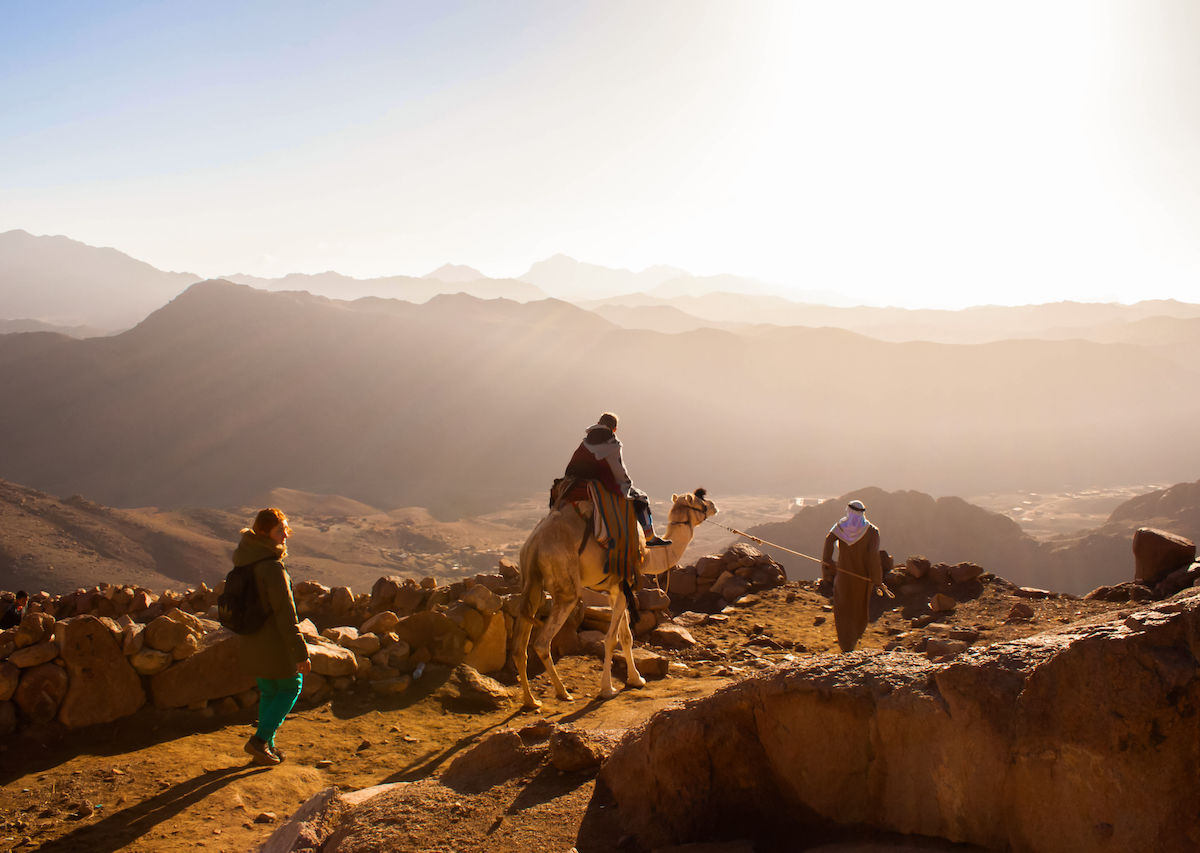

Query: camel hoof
[556,690,574,701]
[599,686,617,699]
[522,698,542,711]
[626,676,647,690]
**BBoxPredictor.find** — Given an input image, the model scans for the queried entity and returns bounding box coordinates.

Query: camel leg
[618,602,645,690]
[532,596,577,702]
[599,589,625,699]
[513,614,539,710]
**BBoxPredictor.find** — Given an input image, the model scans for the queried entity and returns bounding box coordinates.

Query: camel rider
[564,412,672,547]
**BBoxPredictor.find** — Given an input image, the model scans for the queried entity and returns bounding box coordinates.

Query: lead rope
[710,521,895,598]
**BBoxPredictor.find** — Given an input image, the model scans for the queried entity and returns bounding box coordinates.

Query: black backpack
[217,558,272,634]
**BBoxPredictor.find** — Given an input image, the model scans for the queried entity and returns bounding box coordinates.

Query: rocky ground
[0,574,1129,853]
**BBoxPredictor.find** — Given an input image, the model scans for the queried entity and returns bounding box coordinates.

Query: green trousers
[255,674,303,746]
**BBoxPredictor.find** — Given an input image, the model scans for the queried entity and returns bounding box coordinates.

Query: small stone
[253,811,276,824]
[316,759,333,769]
[356,740,371,751]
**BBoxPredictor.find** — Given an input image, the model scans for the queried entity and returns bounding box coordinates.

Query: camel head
[669,488,718,527]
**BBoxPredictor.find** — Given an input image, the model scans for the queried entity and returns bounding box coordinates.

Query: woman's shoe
[245,736,281,766]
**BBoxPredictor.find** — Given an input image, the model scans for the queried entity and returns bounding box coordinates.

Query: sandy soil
[0,576,1129,853]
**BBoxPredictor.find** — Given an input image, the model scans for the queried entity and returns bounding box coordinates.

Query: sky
[2,0,1198,308]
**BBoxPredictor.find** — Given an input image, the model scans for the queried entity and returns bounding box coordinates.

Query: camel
[514,488,718,709]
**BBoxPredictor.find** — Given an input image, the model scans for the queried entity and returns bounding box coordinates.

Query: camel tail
[622,579,639,626]
[518,539,545,623]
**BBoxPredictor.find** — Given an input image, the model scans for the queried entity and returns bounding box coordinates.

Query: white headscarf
[831,500,869,545]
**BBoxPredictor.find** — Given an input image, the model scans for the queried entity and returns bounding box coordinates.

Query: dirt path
[0,580,1126,853]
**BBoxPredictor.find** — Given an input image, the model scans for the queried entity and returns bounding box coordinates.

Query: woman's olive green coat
[232,530,309,680]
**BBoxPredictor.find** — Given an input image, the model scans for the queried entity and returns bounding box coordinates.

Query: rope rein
[710,521,895,598]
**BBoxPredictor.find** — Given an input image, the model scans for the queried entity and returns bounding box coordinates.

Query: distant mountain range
[0,279,1198,518]
[5,230,1200,352]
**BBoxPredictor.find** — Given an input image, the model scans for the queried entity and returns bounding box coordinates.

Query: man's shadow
[32,764,269,853]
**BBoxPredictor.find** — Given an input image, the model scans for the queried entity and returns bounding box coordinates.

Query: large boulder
[1133,528,1196,586]
[306,639,358,678]
[143,615,192,653]
[14,662,68,723]
[461,584,502,616]
[149,629,256,709]
[57,616,146,728]
[8,640,58,669]
[0,661,19,701]
[13,612,54,649]
[462,612,507,674]
[394,611,468,666]
[130,647,174,676]
[434,664,512,711]
[601,590,1200,852]
[361,611,401,636]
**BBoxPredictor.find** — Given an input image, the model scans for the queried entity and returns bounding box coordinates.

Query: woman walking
[234,508,310,766]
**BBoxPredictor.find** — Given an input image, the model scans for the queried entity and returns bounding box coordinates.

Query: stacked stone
[0,559,530,737]
[884,555,986,613]
[0,611,149,735]
[666,543,787,613]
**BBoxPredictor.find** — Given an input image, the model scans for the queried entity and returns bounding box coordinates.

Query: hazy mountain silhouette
[423,263,488,283]
[220,270,544,302]
[1,280,1198,522]
[588,292,1200,344]
[0,318,110,338]
[0,229,198,329]
[520,254,693,300]
[589,303,751,334]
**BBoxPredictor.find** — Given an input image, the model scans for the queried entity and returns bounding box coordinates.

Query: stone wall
[0,545,786,737]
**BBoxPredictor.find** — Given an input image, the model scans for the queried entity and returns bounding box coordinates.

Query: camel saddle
[550,477,641,588]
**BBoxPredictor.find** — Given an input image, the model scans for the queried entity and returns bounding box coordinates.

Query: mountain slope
[0,230,198,328]
[1,281,1198,518]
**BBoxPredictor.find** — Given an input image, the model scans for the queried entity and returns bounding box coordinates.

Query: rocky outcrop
[1132,527,1196,586]
[600,590,1200,852]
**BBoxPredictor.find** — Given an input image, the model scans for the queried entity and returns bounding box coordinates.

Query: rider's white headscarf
[831,499,870,545]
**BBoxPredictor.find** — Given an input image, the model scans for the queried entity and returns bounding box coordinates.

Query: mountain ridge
[1,281,1198,518]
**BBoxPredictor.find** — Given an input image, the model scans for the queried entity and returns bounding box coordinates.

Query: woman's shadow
[32,763,271,853]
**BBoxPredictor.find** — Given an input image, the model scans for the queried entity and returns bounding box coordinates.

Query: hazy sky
[3,1,1198,308]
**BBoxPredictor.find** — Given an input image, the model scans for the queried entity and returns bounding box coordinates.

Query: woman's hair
[598,412,619,430]
[252,507,290,536]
